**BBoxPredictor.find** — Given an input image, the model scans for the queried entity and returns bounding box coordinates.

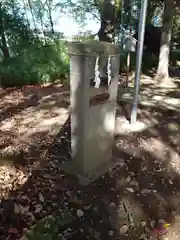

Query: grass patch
[24,212,73,240]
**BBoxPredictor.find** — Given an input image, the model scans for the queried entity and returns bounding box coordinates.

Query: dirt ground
[1,74,180,239]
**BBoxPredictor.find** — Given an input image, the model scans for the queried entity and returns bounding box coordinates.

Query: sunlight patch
[0,164,28,198]
[169,151,180,175]
[164,98,180,106]
[115,117,152,135]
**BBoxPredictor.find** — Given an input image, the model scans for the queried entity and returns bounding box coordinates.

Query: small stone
[119,225,128,235]
[77,209,84,218]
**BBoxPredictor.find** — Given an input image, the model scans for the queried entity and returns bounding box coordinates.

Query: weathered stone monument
[61,41,121,185]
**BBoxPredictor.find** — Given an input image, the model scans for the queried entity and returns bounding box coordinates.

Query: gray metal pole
[120,0,124,47]
[130,0,148,124]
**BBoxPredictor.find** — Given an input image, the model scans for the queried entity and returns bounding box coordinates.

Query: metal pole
[130,0,148,124]
[120,0,124,47]
[126,0,134,91]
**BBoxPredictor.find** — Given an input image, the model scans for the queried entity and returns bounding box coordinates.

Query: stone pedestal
[61,41,121,185]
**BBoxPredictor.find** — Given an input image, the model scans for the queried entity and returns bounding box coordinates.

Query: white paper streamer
[94,56,101,88]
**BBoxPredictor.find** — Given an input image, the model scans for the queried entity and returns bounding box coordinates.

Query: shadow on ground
[1,81,180,239]
[0,83,69,171]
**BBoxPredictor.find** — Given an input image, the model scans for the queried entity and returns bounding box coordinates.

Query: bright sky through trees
[55,15,99,37]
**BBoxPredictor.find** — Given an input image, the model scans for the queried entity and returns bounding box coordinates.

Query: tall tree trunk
[97,0,121,79]
[98,0,115,42]
[46,0,54,36]
[155,0,174,84]
[49,12,54,36]
[0,3,10,60]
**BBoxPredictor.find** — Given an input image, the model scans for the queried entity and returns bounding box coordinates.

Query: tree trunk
[46,0,54,36]
[0,3,10,60]
[155,0,174,85]
[49,11,54,36]
[98,0,115,42]
[48,8,54,36]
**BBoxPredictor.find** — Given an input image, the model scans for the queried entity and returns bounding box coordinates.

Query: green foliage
[56,0,100,27]
[72,30,96,41]
[25,212,73,240]
[0,40,69,87]
[1,0,32,47]
[0,0,70,87]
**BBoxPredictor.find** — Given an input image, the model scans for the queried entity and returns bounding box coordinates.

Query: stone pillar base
[59,157,117,186]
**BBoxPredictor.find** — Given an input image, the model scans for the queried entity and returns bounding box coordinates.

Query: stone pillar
[61,41,121,185]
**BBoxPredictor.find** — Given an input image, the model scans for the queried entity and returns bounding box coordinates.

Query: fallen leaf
[141,189,151,194]
[140,233,148,239]
[141,221,146,227]
[168,179,173,185]
[154,168,162,172]
[35,204,43,213]
[125,176,131,183]
[119,162,125,168]
[39,192,44,202]
[84,205,91,210]
[126,187,134,193]
[21,205,29,213]
[119,225,128,235]
[26,212,35,221]
[150,220,155,228]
